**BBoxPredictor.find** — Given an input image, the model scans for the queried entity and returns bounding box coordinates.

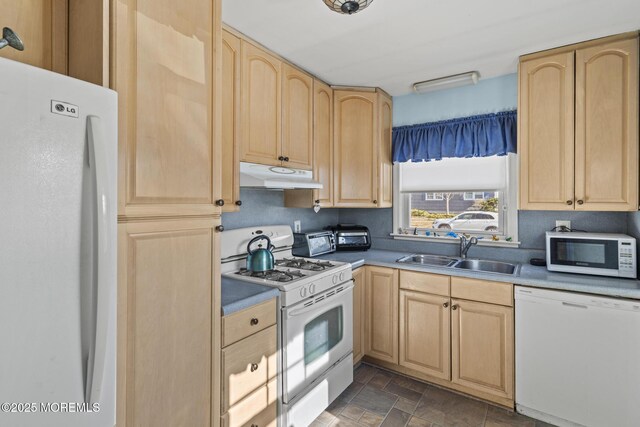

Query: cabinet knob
[215,199,225,206]
[250,318,259,326]
[373,200,377,204]
[451,304,458,310]
[235,200,242,206]
[577,199,584,205]
[314,200,320,204]
[215,225,224,232]
[250,363,259,372]
[284,156,290,162]
[251,425,258,427]
[443,302,449,308]
[566,200,573,205]
[278,156,285,161]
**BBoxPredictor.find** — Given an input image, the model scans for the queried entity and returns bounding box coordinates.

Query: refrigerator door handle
[85,115,112,406]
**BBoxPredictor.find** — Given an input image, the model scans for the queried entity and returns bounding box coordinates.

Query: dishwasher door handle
[562,301,588,309]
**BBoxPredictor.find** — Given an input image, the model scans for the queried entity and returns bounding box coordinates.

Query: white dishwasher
[515,286,640,427]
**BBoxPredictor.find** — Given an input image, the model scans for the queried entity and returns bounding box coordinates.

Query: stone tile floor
[310,363,556,427]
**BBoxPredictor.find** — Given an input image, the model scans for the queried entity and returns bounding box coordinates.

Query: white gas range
[221,225,354,427]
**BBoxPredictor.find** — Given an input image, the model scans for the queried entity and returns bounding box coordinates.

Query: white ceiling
[222,0,640,96]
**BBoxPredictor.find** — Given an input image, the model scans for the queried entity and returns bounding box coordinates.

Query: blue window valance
[392,110,517,163]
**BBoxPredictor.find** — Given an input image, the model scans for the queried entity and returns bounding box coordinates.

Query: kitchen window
[393,155,519,245]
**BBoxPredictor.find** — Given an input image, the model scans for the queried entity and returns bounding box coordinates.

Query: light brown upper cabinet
[0,0,67,74]
[519,33,639,211]
[574,37,639,211]
[377,91,393,208]
[240,41,282,167]
[222,29,241,212]
[282,64,314,169]
[313,80,334,207]
[364,266,399,364]
[334,90,377,207]
[112,0,222,218]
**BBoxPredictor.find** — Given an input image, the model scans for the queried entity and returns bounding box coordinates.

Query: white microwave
[546,232,637,279]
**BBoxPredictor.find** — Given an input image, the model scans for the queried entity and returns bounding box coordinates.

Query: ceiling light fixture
[324,0,373,15]
[413,71,481,94]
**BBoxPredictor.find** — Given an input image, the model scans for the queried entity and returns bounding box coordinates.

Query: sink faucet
[459,235,478,259]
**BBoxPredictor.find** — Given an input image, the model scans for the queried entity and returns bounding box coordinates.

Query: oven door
[282,284,353,403]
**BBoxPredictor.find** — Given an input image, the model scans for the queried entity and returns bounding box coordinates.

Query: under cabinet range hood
[240,162,323,189]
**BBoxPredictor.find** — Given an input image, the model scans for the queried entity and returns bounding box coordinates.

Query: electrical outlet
[294,220,301,233]
[555,220,571,230]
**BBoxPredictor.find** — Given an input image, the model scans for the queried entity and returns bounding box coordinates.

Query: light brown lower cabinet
[399,290,451,381]
[352,267,365,364]
[451,298,514,401]
[362,268,514,407]
[117,218,219,427]
[365,266,399,364]
[221,299,278,427]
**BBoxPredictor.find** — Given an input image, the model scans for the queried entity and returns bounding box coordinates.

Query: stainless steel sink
[396,254,458,267]
[451,259,519,275]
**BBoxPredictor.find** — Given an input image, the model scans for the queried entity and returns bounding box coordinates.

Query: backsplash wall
[221,188,339,231]
[338,208,629,263]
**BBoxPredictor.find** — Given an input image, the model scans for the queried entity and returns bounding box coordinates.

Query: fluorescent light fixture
[413,71,480,94]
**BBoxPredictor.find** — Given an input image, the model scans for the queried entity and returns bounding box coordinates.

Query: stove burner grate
[275,258,335,271]
[235,268,305,282]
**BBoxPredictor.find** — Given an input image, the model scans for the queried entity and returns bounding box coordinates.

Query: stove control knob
[300,287,307,298]
[332,274,338,285]
[339,271,346,282]
[309,283,316,294]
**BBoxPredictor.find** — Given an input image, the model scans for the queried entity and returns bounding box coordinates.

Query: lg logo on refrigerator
[51,100,79,118]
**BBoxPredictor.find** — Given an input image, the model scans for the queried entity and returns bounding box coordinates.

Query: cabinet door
[451,299,514,401]
[113,0,221,218]
[352,267,365,364]
[118,218,219,427]
[313,80,334,207]
[222,29,241,212]
[0,0,67,73]
[334,90,377,207]
[365,266,398,364]
[519,51,575,210]
[575,36,639,211]
[518,52,574,210]
[240,41,282,166]
[399,290,450,380]
[377,91,393,208]
[282,64,314,169]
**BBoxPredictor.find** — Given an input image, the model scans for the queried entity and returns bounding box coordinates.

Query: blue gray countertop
[221,249,640,315]
[317,249,640,300]
[221,276,279,316]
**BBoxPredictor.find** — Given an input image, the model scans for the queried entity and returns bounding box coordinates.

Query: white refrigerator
[0,58,117,426]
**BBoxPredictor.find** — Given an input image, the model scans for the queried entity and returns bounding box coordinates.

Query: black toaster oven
[324,224,371,251]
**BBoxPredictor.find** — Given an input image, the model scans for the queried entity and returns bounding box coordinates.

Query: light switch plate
[294,220,301,233]
[555,220,571,230]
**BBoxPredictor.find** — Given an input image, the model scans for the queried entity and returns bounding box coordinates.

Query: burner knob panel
[309,283,316,294]
[332,275,338,285]
[300,287,307,298]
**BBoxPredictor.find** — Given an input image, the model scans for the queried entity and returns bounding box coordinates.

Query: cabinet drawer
[451,277,513,306]
[222,379,277,427]
[222,325,277,412]
[222,298,276,347]
[400,270,450,296]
